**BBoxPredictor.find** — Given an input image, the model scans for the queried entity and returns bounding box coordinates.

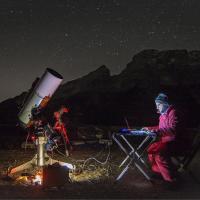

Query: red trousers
[147,140,175,182]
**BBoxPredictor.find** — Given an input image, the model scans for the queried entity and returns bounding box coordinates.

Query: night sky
[0,0,200,102]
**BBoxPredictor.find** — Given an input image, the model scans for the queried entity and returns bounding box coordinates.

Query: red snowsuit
[147,105,178,182]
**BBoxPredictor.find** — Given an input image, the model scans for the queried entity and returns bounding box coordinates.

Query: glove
[141,127,149,131]
[146,130,157,137]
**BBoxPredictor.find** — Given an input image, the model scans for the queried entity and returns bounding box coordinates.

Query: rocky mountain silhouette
[0,49,200,130]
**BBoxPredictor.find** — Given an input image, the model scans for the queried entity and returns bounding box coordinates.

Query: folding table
[112,129,156,181]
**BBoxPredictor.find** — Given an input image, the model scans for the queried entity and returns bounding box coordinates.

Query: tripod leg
[9,155,37,175]
[45,156,74,170]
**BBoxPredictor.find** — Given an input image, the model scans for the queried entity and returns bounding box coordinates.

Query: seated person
[142,93,180,184]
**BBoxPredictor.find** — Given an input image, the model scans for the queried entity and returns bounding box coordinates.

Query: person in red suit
[143,93,178,184]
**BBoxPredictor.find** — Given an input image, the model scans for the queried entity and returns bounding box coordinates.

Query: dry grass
[0,146,200,199]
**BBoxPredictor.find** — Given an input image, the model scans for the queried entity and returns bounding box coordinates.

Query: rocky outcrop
[1,49,200,128]
[54,65,111,100]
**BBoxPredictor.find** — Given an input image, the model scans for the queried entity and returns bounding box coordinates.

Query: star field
[0,0,200,101]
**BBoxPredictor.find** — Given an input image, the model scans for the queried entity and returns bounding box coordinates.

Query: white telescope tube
[18,68,63,127]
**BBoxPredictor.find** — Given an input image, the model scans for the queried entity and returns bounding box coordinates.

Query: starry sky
[0,0,200,102]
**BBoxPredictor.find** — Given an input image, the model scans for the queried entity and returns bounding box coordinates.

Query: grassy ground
[0,144,200,199]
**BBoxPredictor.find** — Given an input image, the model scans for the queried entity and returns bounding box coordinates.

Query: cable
[54,143,111,167]
[82,145,110,169]
[60,133,68,157]
[52,141,112,182]
[24,131,30,152]
[55,147,68,157]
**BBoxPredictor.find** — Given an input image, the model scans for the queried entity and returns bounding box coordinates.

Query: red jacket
[148,106,178,143]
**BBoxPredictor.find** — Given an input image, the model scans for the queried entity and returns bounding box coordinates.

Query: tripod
[8,136,75,176]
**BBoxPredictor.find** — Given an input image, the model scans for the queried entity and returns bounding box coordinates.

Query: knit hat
[155,93,168,104]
